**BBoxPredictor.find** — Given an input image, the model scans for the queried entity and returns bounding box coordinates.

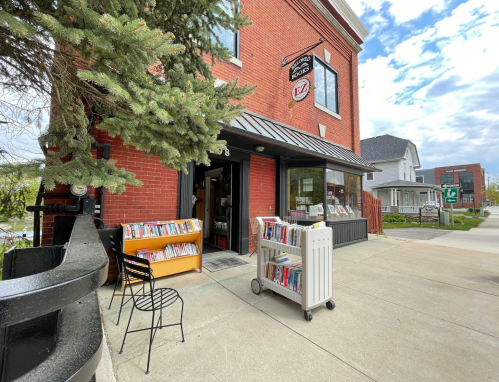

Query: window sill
[230,56,242,68]
[315,102,341,120]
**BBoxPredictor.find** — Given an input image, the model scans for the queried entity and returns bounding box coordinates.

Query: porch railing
[398,206,420,214]
[381,206,390,213]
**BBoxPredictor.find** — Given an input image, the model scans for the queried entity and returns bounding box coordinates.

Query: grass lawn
[449,211,490,217]
[383,217,485,231]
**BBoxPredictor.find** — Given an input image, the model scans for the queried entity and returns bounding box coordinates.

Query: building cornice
[308,0,368,53]
[326,0,369,42]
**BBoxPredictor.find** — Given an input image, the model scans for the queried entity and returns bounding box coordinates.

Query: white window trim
[315,102,341,120]
[416,175,424,183]
[365,172,375,182]
[229,56,242,68]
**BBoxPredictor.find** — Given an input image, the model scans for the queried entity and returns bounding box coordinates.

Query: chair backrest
[121,253,154,304]
[109,235,124,274]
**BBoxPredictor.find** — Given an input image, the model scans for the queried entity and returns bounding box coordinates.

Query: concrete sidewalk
[96,221,499,381]
[413,205,499,254]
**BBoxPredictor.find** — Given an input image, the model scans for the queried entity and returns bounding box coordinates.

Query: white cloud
[347,0,451,23]
[359,0,499,172]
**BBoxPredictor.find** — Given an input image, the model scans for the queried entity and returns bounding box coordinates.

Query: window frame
[313,55,340,115]
[416,175,424,183]
[440,174,454,184]
[365,172,375,182]
[212,1,240,60]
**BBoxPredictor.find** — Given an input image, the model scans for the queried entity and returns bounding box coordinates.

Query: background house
[361,135,443,213]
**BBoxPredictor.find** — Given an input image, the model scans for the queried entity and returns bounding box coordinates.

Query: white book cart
[250,217,335,321]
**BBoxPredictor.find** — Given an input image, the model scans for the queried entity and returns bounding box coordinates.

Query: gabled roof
[360,134,420,165]
[224,110,378,172]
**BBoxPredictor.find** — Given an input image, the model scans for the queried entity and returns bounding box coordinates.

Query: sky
[349,0,499,177]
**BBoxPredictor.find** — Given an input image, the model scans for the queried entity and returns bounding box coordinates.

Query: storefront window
[326,169,362,220]
[287,167,362,221]
[288,168,324,221]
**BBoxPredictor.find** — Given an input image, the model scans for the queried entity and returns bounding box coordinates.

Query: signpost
[420,205,440,226]
[440,183,461,189]
[444,188,459,227]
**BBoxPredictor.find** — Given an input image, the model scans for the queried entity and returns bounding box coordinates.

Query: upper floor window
[459,172,473,184]
[403,162,406,180]
[212,1,239,58]
[314,57,338,114]
[441,174,454,184]
[409,166,412,181]
[416,175,424,183]
[366,172,374,181]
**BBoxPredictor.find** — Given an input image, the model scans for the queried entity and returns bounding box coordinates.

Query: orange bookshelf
[121,219,203,284]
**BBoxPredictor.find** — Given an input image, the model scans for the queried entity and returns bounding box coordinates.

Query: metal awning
[223,110,379,172]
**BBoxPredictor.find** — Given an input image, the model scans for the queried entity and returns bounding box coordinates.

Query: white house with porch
[361,135,444,214]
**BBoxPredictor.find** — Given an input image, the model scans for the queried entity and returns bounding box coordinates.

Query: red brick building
[42,0,376,252]
[434,164,485,208]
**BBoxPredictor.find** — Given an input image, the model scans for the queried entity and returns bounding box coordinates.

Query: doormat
[203,257,248,272]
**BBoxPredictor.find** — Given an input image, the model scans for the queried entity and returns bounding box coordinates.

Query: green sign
[444,188,458,204]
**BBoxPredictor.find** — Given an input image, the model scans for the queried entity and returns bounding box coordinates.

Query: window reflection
[288,168,324,221]
[287,168,362,220]
[326,169,361,220]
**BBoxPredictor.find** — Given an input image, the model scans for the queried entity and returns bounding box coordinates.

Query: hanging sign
[289,55,314,81]
[291,78,311,102]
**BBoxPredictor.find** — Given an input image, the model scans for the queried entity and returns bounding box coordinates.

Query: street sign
[441,183,461,188]
[444,188,458,203]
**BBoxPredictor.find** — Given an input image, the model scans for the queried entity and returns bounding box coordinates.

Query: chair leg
[146,310,155,375]
[117,279,127,326]
[160,289,163,329]
[108,277,119,309]
[120,304,135,354]
[179,296,185,343]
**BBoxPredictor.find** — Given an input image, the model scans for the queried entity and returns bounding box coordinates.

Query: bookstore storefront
[177,110,378,251]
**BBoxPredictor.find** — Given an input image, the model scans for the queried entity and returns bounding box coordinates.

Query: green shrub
[468,207,473,212]
[453,216,464,224]
[383,214,406,223]
[407,218,420,223]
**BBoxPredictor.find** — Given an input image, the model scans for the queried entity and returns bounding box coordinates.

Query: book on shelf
[124,219,202,240]
[264,261,303,294]
[135,241,200,262]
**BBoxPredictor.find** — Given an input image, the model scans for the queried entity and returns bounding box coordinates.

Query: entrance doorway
[192,159,241,253]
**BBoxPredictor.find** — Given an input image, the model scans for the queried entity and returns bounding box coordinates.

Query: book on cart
[251,217,334,321]
[261,220,327,247]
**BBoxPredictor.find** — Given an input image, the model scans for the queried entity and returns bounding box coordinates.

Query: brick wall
[249,154,276,252]
[211,0,361,154]
[41,130,178,246]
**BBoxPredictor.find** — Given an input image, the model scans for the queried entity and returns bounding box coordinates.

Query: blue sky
[350,0,499,177]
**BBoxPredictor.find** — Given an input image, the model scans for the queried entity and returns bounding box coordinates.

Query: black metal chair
[119,252,185,374]
[108,235,154,325]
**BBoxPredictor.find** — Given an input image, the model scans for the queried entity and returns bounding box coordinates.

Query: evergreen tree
[0,0,253,193]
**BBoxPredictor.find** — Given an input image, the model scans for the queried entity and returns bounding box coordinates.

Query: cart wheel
[304,310,313,321]
[251,278,262,295]
[326,300,336,310]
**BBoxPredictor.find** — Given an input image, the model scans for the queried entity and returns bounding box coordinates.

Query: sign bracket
[281,38,325,68]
